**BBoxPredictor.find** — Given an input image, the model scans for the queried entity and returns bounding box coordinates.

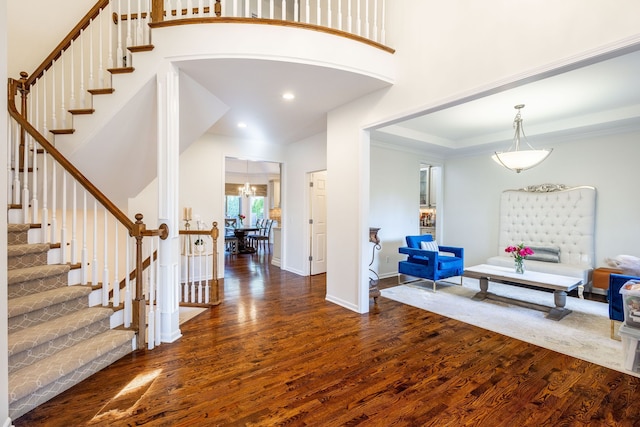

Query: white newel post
[157,61,182,343]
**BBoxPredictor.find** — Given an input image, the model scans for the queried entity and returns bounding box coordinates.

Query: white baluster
[49,156,55,245]
[380,0,385,44]
[294,0,299,21]
[7,120,13,205]
[232,0,237,17]
[42,74,48,137]
[11,121,19,205]
[305,0,310,23]
[81,190,88,284]
[126,0,133,66]
[117,0,124,67]
[30,96,39,226]
[327,0,332,27]
[187,0,193,17]
[269,0,274,18]
[198,0,203,16]
[282,0,286,20]
[337,0,342,30]
[80,29,87,108]
[347,0,352,33]
[190,253,195,302]
[148,238,155,349]
[40,152,51,243]
[60,55,66,129]
[69,39,76,109]
[137,0,144,44]
[93,200,99,290]
[51,60,57,130]
[244,0,249,17]
[61,172,67,264]
[144,0,151,44]
[113,216,120,307]
[155,242,161,346]
[107,1,114,70]
[103,207,110,306]
[88,23,95,90]
[176,0,183,19]
[99,11,105,87]
[22,128,29,223]
[197,249,203,303]
[357,0,362,36]
[209,0,215,17]
[124,236,131,327]
[364,0,369,38]
[205,247,210,303]
[316,0,320,24]
[71,180,77,264]
[372,0,378,41]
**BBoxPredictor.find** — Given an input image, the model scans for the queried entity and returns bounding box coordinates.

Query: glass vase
[515,259,525,274]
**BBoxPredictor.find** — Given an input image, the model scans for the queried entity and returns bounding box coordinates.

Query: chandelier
[492,104,552,173]
[238,160,256,198]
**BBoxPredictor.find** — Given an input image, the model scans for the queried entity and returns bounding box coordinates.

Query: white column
[156,61,182,343]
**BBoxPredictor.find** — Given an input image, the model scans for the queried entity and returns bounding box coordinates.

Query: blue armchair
[609,273,640,339]
[398,234,464,291]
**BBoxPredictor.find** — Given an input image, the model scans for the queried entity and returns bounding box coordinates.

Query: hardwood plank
[13,251,640,426]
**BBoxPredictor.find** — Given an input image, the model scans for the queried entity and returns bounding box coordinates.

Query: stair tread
[8,307,114,356]
[8,329,135,403]
[8,286,91,318]
[8,243,50,256]
[8,224,31,232]
[7,263,70,285]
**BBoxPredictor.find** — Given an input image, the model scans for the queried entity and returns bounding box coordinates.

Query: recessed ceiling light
[282,92,295,100]
[237,122,247,128]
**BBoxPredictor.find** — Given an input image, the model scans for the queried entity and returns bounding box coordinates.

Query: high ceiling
[178,58,392,146]
[371,47,640,157]
[179,47,640,157]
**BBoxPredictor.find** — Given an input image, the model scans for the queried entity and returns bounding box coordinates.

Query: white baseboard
[325,294,360,313]
[3,416,14,427]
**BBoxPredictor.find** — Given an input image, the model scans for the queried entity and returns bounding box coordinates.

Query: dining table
[232,227,259,254]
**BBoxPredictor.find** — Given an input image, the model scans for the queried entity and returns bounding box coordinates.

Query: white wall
[369,143,445,279]
[283,132,327,275]
[7,0,95,77]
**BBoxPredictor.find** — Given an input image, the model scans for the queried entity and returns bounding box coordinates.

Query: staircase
[7,223,135,420]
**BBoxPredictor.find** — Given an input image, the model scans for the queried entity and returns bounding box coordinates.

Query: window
[250,196,265,225]
[226,196,241,219]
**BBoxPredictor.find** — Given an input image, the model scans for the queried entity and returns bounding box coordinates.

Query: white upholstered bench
[486,184,596,297]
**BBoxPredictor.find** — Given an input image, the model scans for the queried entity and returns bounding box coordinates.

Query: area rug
[179,307,207,325]
[381,277,639,377]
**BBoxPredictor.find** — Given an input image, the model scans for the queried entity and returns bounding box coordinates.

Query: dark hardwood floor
[14,248,640,426]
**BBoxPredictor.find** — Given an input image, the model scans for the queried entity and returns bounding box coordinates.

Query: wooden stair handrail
[26,0,110,87]
[7,76,139,234]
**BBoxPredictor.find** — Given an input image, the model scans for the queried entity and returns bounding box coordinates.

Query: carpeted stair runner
[7,223,135,420]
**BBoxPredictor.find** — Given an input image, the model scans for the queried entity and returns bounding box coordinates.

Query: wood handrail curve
[26,0,110,87]
[149,16,395,54]
[7,76,137,233]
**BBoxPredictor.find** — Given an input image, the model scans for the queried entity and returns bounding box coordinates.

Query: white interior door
[310,170,327,275]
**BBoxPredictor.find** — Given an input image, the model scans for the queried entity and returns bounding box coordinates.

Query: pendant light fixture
[238,160,256,198]
[492,104,552,173]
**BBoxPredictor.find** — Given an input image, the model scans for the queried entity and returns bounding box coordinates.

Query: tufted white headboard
[497,184,596,267]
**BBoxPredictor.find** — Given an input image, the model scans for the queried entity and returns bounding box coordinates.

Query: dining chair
[248,219,274,252]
